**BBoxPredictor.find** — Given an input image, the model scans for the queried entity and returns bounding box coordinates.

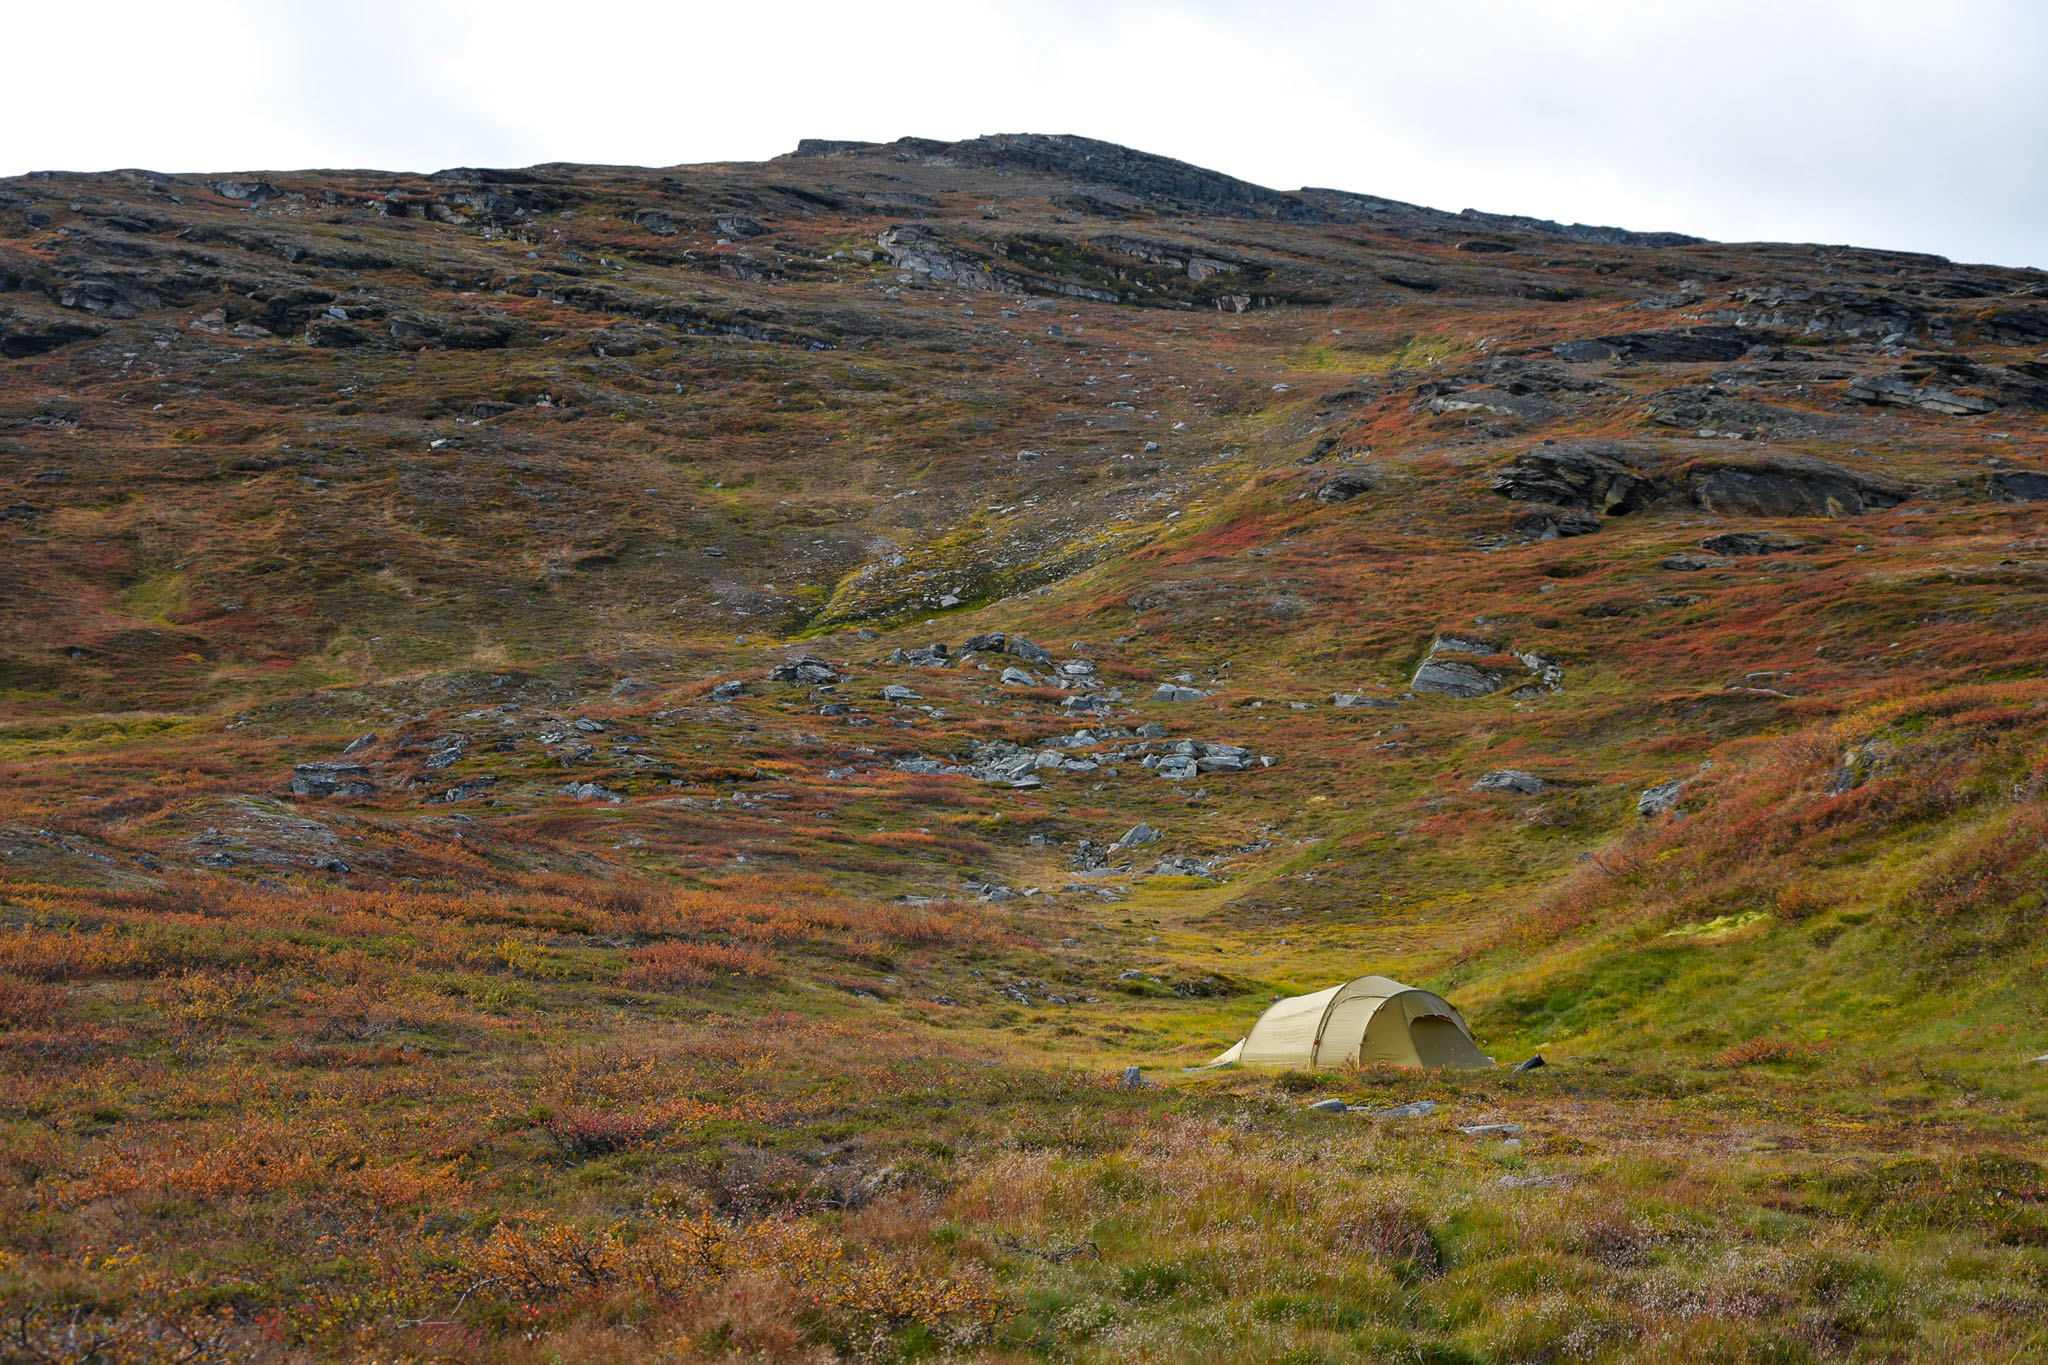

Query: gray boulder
[559,781,623,803]
[999,667,1036,686]
[1638,779,1688,816]
[1490,441,1666,517]
[291,762,374,798]
[1315,471,1376,505]
[708,679,744,703]
[1701,531,1809,556]
[1152,683,1208,702]
[1307,1097,1349,1114]
[1473,770,1547,795]
[1413,659,1505,699]
[1116,822,1162,848]
[882,684,922,701]
[1848,373,1997,416]
[769,655,842,684]
[1989,470,2048,502]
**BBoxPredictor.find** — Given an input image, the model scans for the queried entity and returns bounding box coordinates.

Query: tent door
[1409,1015,1482,1069]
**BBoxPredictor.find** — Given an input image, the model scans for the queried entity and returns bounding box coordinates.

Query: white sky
[7,0,2045,268]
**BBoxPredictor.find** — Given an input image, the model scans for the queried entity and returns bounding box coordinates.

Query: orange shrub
[624,940,780,989]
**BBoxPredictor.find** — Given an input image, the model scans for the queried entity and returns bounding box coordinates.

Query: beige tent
[1209,975,1493,1070]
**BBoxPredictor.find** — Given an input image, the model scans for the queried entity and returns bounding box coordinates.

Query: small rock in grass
[1364,1100,1436,1120]
[1498,1172,1570,1189]
[1458,1123,1527,1139]
[1307,1097,1348,1114]
[1473,769,1547,795]
[1153,683,1208,702]
[882,684,921,701]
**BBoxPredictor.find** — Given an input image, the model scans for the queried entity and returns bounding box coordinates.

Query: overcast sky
[8,0,2045,268]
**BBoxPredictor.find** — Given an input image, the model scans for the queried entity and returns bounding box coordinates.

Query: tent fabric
[1209,975,1492,1070]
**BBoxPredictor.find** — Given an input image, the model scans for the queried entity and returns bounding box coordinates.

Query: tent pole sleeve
[1307,984,1350,1069]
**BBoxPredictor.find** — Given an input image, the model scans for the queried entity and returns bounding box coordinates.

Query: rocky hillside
[1,135,2045,1362]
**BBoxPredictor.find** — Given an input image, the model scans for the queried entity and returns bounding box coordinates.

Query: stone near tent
[1208,977,1491,1070]
[1365,1100,1438,1120]
[1511,1054,1548,1073]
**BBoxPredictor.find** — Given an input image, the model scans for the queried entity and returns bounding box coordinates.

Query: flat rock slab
[1458,1123,1527,1139]
[1364,1100,1437,1120]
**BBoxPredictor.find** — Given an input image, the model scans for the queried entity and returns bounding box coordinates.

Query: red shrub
[623,940,780,989]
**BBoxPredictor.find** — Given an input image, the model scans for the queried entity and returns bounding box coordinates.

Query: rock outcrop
[1492,442,1910,523]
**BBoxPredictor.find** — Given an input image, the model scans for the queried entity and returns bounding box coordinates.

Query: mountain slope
[1,135,2045,1362]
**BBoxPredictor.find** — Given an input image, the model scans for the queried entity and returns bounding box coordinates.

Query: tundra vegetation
[0,135,2043,1361]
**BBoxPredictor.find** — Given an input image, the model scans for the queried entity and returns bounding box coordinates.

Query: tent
[1208,975,1493,1070]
